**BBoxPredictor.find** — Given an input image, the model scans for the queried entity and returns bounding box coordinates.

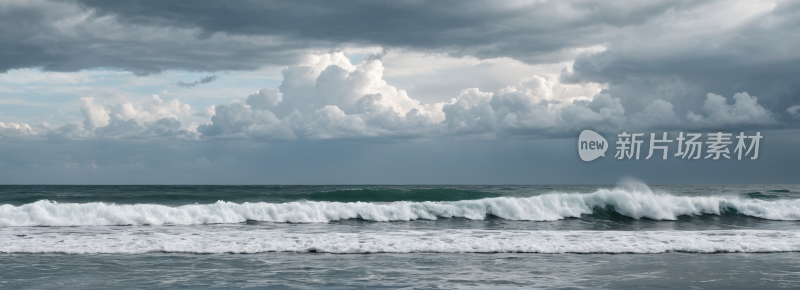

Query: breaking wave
[2,229,799,254]
[2,182,800,226]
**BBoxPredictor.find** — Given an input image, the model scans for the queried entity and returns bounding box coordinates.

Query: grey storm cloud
[0,0,310,75]
[3,0,800,138]
[176,76,218,88]
[74,0,697,55]
[4,0,799,119]
[557,0,800,123]
[3,0,708,74]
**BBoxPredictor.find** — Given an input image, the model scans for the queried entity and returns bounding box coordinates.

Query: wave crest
[1,183,799,226]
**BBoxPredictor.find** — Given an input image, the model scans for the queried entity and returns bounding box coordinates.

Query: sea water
[1,182,800,288]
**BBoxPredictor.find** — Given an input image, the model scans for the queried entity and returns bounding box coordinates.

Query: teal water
[2,184,800,288]
[0,185,507,205]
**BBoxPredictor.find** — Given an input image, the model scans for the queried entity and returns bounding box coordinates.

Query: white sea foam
[1,184,800,226]
[2,227,799,254]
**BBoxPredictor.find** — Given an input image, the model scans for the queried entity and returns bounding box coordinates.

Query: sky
[0,0,799,184]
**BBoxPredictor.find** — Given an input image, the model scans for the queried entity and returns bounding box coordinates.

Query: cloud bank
[2,52,788,143]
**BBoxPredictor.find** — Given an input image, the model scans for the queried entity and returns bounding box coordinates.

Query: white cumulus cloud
[687,92,775,127]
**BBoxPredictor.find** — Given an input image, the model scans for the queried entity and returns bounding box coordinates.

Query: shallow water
[2,253,800,289]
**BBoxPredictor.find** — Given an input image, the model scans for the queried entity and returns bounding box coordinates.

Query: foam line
[2,228,799,254]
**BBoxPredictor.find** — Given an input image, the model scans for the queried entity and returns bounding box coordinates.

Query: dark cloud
[74,0,700,59]
[2,0,707,74]
[0,0,310,74]
[4,0,793,119]
[559,0,800,121]
[176,75,218,88]
[3,0,800,135]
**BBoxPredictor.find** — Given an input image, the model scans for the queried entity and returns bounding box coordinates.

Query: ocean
[2,181,800,288]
